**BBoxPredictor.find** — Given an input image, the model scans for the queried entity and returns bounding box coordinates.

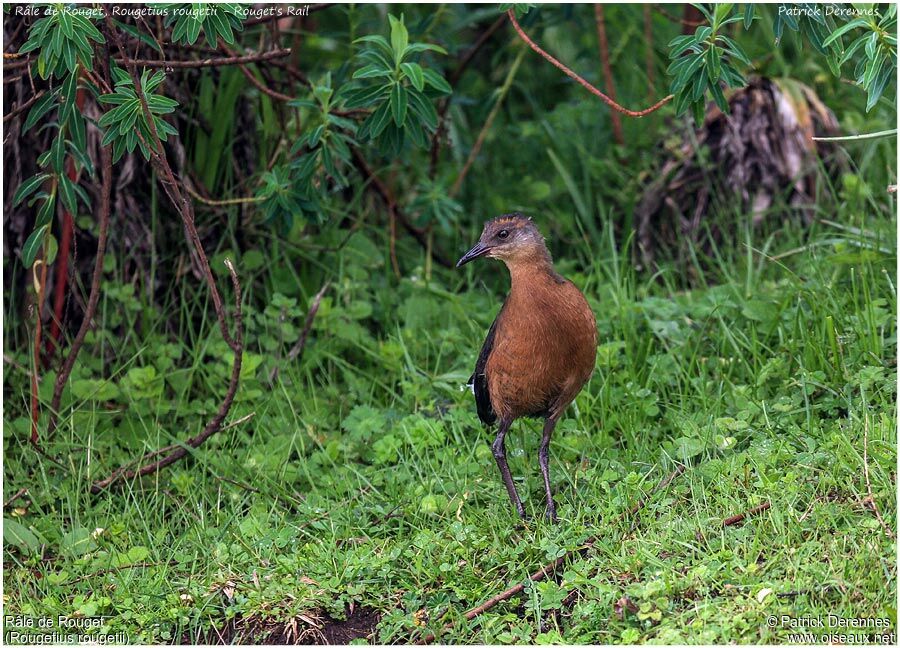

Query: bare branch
[507,9,673,117]
[113,48,291,69]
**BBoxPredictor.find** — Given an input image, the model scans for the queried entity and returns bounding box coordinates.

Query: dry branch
[269,282,330,383]
[220,45,296,102]
[722,501,771,526]
[507,9,673,117]
[3,89,46,122]
[113,48,291,69]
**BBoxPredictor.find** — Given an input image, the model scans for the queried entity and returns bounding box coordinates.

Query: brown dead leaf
[614,596,638,619]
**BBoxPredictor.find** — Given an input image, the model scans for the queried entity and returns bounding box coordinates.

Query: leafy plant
[822,4,898,111]
[256,166,318,233]
[98,68,179,162]
[152,2,246,46]
[345,14,451,156]
[667,4,750,123]
[18,3,105,78]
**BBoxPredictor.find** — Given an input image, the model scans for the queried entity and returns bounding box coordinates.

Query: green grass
[3,206,896,644]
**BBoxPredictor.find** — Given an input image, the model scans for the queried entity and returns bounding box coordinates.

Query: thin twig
[220,44,295,102]
[656,5,707,28]
[594,5,624,145]
[507,10,673,117]
[269,283,330,383]
[90,260,243,493]
[429,15,505,178]
[862,413,895,539]
[185,183,263,207]
[4,488,29,508]
[416,463,686,644]
[450,46,525,198]
[113,48,291,69]
[722,501,771,526]
[3,89,46,122]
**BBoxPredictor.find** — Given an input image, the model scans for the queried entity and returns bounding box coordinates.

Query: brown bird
[457,214,597,522]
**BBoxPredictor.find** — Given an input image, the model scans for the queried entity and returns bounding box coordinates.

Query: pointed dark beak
[456,242,491,268]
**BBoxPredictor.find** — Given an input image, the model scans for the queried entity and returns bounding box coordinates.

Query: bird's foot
[545,504,558,523]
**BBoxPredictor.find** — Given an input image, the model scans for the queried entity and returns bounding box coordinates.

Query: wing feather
[468,308,503,425]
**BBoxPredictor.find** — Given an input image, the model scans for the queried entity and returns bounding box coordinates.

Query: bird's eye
[497,229,509,240]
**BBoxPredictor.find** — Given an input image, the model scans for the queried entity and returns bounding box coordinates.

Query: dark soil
[187,605,381,645]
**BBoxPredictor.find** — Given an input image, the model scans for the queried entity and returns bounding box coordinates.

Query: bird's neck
[506,255,563,293]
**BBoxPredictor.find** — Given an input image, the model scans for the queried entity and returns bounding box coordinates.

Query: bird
[457,213,597,522]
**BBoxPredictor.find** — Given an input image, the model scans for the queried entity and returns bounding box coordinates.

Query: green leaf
[718,35,752,67]
[710,81,729,113]
[743,4,754,29]
[866,60,891,111]
[342,83,390,109]
[401,62,425,91]
[713,3,734,29]
[390,83,408,126]
[51,133,66,173]
[407,90,438,130]
[4,518,41,554]
[355,34,393,57]
[59,174,77,214]
[822,18,870,47]
[23,91,58,133]
[44,232,58,265]
[353,64,392,80]
[22,224,49,268]
[864,31,877,59]
[367,100,392,138]
[35,193,56,228]
[405,43,448,55]
[13,173,50,206]
[706,46,721,82]
[692,98,706,125]
[422,68,452,94]
[60,70,78,124]
[389,14,409,62]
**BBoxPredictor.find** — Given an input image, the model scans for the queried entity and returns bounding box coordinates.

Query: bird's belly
[486,336,580,420]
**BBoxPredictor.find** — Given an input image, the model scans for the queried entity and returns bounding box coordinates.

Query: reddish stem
[47,84,87,360]
[506,9,673,117]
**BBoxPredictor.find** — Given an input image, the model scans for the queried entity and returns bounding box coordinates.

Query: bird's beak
[456,241,491,268]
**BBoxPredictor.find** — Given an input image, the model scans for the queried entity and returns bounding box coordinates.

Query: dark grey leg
[492,419,525,518]
[540,417,559,522]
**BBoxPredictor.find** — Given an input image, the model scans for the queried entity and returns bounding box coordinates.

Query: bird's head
[456,213,550,268]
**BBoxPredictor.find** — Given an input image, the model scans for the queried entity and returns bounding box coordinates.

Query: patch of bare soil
[188,605,381,645]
